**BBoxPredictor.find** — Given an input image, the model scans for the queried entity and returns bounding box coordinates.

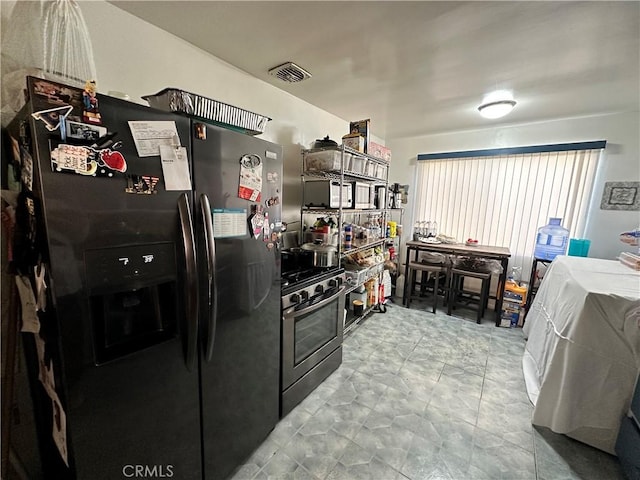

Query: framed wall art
[600,181,640,210]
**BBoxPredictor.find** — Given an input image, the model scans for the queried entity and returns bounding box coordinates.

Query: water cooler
[534,217,569,260]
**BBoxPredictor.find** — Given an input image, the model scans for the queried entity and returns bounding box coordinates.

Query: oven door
[282,285,346,390]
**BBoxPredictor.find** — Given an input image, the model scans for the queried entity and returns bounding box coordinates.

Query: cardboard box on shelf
[504,282,528,305]
[500,301,524,327]
[349,119,370,153]
[368,141,391,162]
[342,133,365,152]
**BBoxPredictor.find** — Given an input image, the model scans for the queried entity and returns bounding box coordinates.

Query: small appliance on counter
[389,182,408,209]
[303,180,352,208]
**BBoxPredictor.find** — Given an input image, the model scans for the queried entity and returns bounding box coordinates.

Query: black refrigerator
[5,78,282,479]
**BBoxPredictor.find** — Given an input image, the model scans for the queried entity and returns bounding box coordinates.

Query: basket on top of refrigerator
[142,88,271,135]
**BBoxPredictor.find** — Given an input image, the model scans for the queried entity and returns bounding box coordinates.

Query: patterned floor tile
[401,432,472,480]
[294,382,336,416]
[327,441,405,480]
[426,367,483,425]
[400,355,445,383]
[241,301,625,480]
[352,422,415,471]
[476,396,534,452]
[281,429,351,480]
[374,384,430,419]
[268,408,313,447]
[481,375,529,405]
[469,427,537,479]
[254,450,318,480]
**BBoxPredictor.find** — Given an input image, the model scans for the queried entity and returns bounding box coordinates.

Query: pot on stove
[300,240,338,268]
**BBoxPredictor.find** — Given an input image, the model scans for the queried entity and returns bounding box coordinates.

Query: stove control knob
[301,290,310,301]
[315,285,324,294]
[289,293,301,304]
[328,278,340,288]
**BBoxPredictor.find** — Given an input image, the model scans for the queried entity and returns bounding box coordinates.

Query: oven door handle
[283,285,346,319]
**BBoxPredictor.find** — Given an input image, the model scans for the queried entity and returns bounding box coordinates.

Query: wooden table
[403,240,511,325]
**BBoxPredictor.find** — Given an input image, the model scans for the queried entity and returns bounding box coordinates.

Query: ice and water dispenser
[84,242,178,364]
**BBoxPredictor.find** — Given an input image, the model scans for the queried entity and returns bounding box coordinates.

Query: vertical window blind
[414,143,604,281]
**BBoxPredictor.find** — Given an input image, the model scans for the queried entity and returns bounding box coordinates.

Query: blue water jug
[534,217,569,260]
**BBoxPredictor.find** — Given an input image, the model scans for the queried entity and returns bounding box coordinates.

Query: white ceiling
[110,1,639,140]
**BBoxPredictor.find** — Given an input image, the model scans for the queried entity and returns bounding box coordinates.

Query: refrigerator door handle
[178,193,198,372]
[200,194,217,362]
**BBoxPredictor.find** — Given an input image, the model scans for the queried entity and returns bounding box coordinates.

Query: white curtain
[414,148,602,282]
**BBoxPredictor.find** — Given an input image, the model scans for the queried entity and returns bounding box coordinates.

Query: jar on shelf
[344,223,353,249]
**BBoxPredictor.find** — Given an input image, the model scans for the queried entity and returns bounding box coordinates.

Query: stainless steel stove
[280,267,346,416]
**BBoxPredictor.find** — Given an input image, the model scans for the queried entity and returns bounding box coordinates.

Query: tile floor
[231,301,626,480]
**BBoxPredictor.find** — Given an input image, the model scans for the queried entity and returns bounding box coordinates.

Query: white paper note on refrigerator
[160,145,191,191]
[128,121,181,157]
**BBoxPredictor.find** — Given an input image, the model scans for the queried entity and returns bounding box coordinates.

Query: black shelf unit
[524,257,552,317]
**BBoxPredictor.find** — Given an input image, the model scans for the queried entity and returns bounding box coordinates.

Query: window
[415,142,605,281]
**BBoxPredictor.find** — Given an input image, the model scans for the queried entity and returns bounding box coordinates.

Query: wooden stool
[405,259,450,313]
[447,268,492,324]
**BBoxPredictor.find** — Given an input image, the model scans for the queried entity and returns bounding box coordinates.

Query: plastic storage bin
[350,156,366,174]
[364,160,376,177]
[567,238,591,257]
[534,217,569,260]
[304,150,349,172]
[376,164,388,181]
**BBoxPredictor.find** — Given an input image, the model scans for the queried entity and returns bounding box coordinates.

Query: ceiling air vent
[268,62,312,83]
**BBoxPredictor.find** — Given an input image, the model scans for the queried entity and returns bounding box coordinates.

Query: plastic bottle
[534,217,569,260]
[396,274,405,299]
[344,223,352,249]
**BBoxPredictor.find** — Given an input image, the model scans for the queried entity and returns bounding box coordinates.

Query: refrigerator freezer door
[178,192,199,371]
[21,94,202,479]
[199,193,217,361]
[192,123,282,480]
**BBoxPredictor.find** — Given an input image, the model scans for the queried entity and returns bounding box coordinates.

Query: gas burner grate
[281,267,344,296]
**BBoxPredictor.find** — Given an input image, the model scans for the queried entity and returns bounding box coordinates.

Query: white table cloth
[522,255,640,454]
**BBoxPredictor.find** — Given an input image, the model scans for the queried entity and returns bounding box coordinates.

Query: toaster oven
[303,180,353,208]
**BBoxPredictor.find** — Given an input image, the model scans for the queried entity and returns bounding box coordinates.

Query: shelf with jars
[300,144,390,330]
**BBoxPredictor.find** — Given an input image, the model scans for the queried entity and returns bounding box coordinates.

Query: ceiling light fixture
[478,100,517,119]
[478,90,517,119]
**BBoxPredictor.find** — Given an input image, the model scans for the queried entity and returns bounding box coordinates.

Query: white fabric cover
[522,256,640,454]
